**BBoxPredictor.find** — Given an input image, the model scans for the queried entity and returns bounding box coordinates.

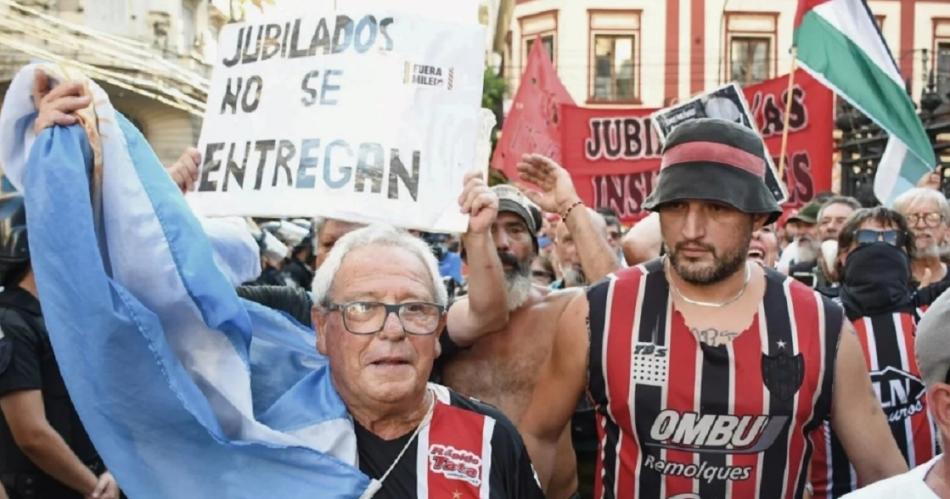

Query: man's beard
[560,264,587,287]
[668,228,751,285]
[914,243,942,259]
[499,251,533,310]
[796,239,818,263]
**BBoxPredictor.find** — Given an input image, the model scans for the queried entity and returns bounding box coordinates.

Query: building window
[519,10,557,64]
[588,10,640,103]
[526,34,555,62]
[933,19,950,99]
[724,13,777,85]
[729,37,770,85]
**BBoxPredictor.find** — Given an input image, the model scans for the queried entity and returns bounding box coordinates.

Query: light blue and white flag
[0,64,370,498]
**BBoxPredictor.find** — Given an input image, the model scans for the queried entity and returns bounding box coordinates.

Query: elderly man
[517,118,907,498]
[894,188,950,288]
[18,67,540,498]
[843,284,950,497]
[310,225,544,497]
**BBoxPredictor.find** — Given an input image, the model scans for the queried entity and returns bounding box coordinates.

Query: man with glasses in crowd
[894,188,950,289]
[309,225,544,498]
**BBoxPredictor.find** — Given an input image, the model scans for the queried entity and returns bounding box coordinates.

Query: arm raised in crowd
[622,211,663,266]
[517,154,620,282]
[447,170,509,346]
[831,322,909,485]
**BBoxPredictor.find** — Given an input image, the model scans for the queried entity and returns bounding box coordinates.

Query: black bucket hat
[643,118,782,223]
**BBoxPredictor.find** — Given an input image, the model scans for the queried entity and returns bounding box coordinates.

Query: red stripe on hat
[661,141,766,177]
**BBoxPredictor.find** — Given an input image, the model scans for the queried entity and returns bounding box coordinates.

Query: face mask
[839,242,912,318]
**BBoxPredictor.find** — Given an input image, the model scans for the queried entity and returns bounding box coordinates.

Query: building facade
[0,0,231,166]
[506,0,950,109]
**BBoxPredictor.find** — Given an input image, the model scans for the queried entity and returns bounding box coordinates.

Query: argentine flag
[0,64,370,498]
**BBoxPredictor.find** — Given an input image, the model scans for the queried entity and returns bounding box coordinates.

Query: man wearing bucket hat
[515,118,906,498]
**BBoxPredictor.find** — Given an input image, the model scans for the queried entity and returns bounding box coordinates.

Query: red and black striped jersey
[586,258,843,499]
[809,312,938,498]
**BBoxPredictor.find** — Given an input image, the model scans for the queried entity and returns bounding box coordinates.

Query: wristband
[561,200,584,220]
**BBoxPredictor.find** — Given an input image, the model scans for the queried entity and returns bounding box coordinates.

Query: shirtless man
[441,168,620,499]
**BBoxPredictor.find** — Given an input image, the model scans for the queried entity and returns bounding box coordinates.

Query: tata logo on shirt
[429,444,482,486]
[645,410,789,454]
[870,366,926,423]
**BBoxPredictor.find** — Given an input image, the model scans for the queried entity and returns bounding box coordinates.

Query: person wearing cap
[515,118,907,498]
[842,285,950,498]
[809,207,946,498]
[777,199,820,276]
[440,183,589,499]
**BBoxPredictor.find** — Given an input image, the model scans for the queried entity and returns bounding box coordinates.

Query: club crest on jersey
[429,444,481,486]
[762,346,804,401]
[645,410,790,454]
[870,366,926,423]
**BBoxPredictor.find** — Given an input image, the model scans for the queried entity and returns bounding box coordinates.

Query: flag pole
[778,47,798,182]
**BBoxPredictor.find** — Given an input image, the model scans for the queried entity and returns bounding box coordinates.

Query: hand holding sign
[459,170,498,235]
[516,153,582,215]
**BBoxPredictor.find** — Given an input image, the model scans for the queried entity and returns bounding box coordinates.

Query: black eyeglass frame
[324,301,445,336]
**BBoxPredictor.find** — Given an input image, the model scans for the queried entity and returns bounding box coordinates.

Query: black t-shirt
[0,286,98,493]
[355,389,544,499]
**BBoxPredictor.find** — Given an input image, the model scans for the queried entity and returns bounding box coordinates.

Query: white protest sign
[651,83,788,204]
[188,4,485,233]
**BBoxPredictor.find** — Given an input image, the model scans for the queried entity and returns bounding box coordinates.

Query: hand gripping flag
[0,64,371,498]
[794,0,936,205]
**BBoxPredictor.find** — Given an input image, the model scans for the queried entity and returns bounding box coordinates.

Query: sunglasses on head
[854,229,904,248]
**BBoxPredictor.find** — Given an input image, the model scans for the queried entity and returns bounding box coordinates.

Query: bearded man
[517,118,907,498]
[440,184,588,499]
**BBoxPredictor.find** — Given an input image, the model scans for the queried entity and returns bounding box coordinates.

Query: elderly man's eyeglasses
[325,301,444,335]
[854,229,904,248]
[905,212,944,228]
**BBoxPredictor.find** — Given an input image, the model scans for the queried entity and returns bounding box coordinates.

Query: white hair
[894,188,950,221]
[310,224,448,308]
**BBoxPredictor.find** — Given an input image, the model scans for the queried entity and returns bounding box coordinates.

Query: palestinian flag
[794,0,936,204]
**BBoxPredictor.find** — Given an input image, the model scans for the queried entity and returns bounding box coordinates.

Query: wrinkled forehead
[332,245,436,300]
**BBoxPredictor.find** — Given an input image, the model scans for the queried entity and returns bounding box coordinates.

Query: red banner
[491,38,575,179]
[559,69,834,223]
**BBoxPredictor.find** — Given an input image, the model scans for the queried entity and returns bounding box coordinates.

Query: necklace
[666,257,752,308]
[359,388,436,499]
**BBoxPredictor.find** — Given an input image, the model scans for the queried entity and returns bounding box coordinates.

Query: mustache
[498,251,528,275]
[674,241,716,254]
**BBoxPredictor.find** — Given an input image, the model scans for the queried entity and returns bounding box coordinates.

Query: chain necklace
[665,256,752,308]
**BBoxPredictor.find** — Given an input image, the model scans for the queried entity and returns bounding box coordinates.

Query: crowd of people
[3,69,950,499]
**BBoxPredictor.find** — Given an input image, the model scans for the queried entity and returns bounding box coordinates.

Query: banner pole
[778,47,798,183]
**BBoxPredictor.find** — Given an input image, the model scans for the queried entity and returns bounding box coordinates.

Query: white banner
[189,4,485,233]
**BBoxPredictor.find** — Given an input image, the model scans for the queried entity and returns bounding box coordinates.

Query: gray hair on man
[894,187,950,221]
[311,224,449,308]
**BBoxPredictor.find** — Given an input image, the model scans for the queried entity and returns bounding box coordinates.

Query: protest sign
[560,70,834,223]
[652,83,788,205]
[187,4,485,233]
